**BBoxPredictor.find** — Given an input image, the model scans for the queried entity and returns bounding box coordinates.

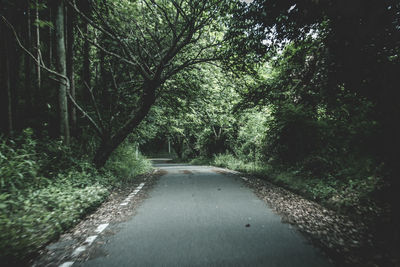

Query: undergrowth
[0,129,152,264]
[204,153,385,217]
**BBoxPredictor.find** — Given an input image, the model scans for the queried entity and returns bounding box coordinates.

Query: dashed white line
[120,183,145,206]
[59,262,74,267]
[72,245,86,257]
[59,182,146,267]
[71,235,97,257]
[95,223,109,234]
[84,235,98,246]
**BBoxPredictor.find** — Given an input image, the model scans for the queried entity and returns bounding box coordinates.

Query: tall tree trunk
[0,22,8,135]
[93,81,158,168]
[83,21,90,98]
[9,31,20,133]
[54,0,70,144]
[66,4,76,135]
[82,0,91,102]
[25,0,33,114]
[48,3,53,67]
[5,43,13,136]
[35,0,41,90]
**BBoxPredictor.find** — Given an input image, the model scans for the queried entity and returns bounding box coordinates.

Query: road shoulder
[32,170,163,267]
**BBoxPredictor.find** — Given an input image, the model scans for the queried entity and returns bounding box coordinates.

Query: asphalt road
[77,163,331,267]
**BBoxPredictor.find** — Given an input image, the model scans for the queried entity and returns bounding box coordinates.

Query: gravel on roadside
[215,167,399,267]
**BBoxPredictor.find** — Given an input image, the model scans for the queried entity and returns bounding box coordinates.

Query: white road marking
[60,182,146,266]
[59,262,74,267]
[72,246,86,257]
[84,235,98,246]
[69,235,98,258]
[95,223,109,234]
[119,183,145,206]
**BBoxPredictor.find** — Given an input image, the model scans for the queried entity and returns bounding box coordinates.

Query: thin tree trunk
[83,20,91,99]
[48,5,53,66]
[5,46,13,136]
[0,23,7,134]
[35,0,41,89]
[9,32,20,133]
[55,0,70,144]
[66,5,76,135]
[25,1,33,113]
[81,0,91,101]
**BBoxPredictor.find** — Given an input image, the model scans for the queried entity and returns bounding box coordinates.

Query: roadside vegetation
[0,129,151,263]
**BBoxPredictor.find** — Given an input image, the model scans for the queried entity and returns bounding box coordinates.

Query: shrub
[262,103,325,164]
[0,183,108,262]
[0,129,42,192]
[104,143,152,181]
[212,153,273,177]
[213,153,243,169]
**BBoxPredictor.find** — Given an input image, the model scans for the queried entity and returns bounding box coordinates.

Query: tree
[79,0,91,102]
[34,0,41,89]
[66,3,76,134]
[54,0,70,144]
[67,0,233,167]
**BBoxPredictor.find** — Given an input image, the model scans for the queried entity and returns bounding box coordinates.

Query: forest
[1,0,400,265]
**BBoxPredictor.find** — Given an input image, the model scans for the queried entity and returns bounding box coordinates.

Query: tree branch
[67,90,103,136]
[66,0,152,80]
[84,81,105,131]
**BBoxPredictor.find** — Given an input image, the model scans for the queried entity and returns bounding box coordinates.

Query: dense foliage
[0,129,151,263]
[140,0,400,247]
[1,0,399,263]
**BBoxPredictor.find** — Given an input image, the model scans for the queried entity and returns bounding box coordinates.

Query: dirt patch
[32,170,162,267]
[157,169,168,176]
[180,170,193,175]
[211,168,229,174]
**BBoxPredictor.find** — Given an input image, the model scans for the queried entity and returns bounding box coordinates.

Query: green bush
[104,143,152,181]
[0,183,108,262]
[212,153,273,176]
[0,129,42,192]
[213,153,243,169]
[262,103,325,164]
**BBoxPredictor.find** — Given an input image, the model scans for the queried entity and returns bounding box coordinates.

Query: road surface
[76,163,331,267]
